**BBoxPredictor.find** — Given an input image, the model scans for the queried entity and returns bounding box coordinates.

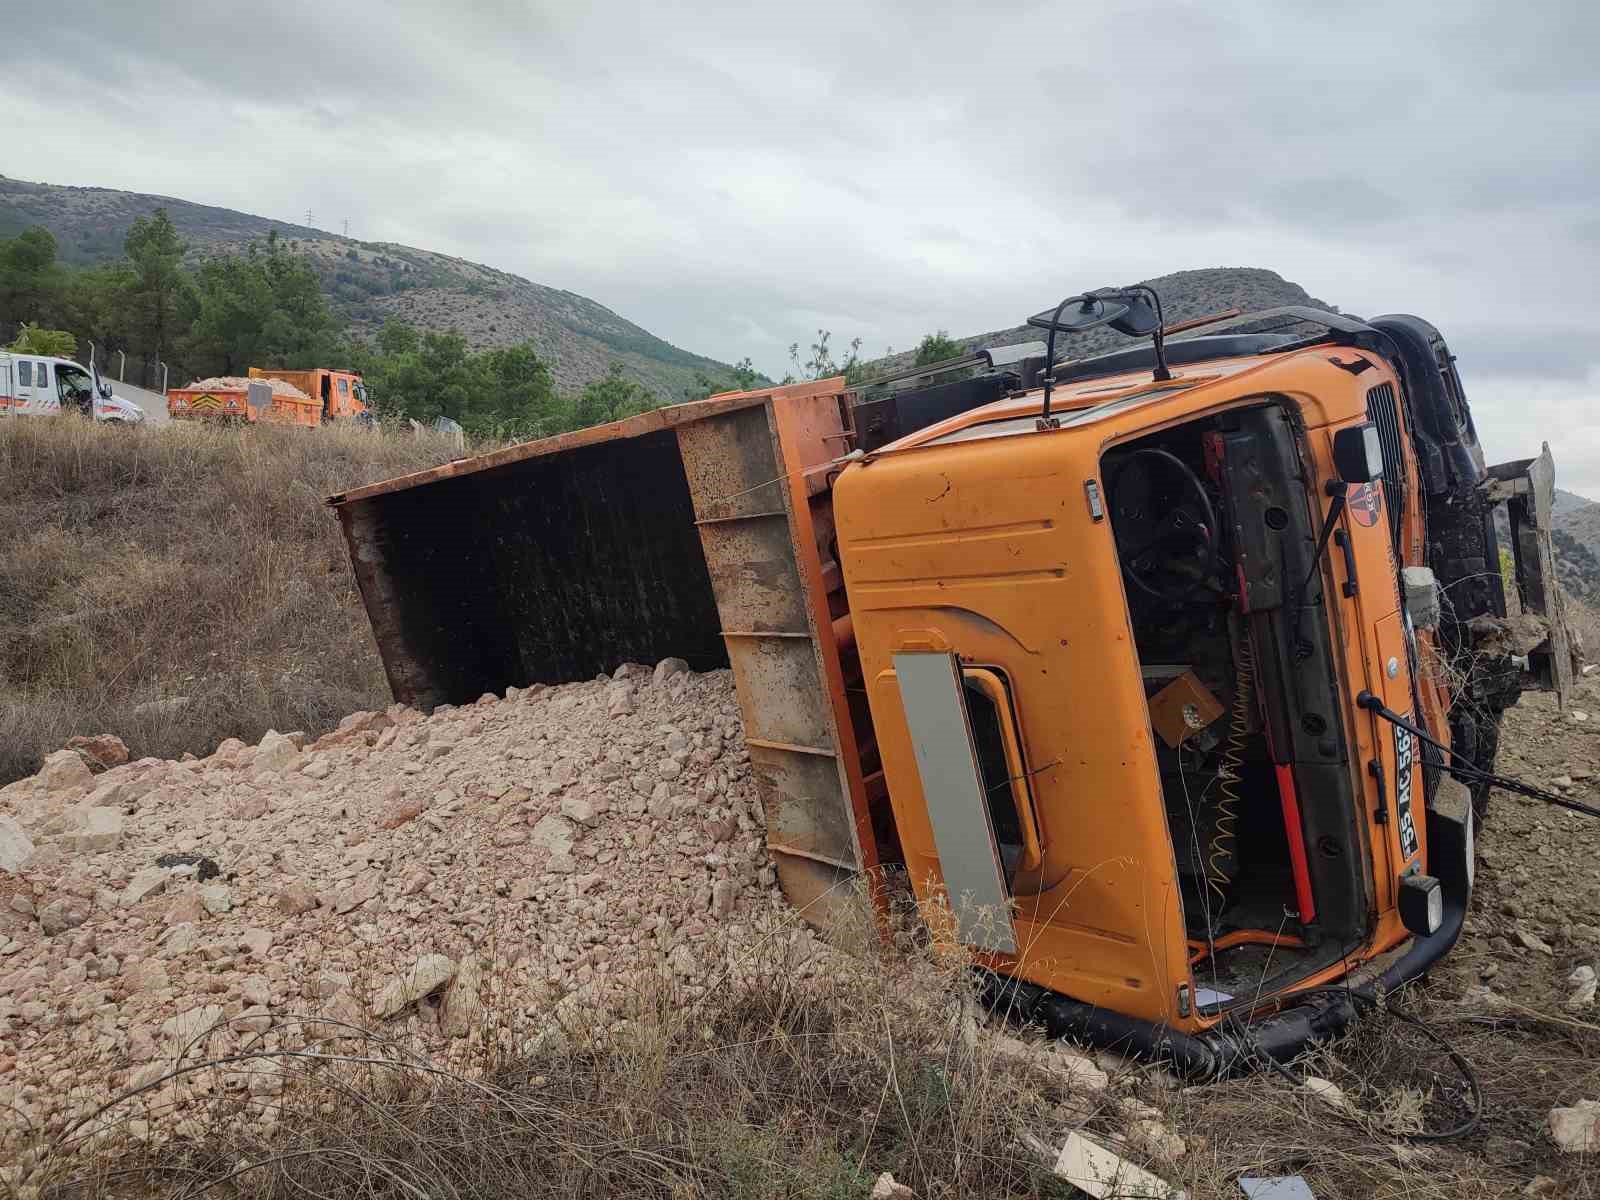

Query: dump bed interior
[328,381,886,925]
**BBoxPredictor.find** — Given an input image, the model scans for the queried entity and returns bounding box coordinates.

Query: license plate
[1394,716,1419,861]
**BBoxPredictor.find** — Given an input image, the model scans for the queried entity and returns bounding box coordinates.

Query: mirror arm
[1117,285,1172,381]
[1037,294,1077,429]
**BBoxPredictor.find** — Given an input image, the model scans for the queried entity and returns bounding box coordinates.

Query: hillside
[865,267,1337,375]
[0,418,462,784]
[1555,489,1600,604]
[0,176,746,401]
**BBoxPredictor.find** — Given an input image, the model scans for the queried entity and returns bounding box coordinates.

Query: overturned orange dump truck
[330,298,1568,1073]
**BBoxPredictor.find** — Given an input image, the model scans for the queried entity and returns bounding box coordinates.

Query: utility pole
[305,209,314,228]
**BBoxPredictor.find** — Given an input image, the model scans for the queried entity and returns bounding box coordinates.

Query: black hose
[1246,984,1483,1142]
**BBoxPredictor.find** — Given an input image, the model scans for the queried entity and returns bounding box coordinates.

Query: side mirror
[1333,422,1384,483]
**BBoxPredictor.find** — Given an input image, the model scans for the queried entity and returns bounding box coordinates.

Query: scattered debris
[1567,964,1597,1010]
[870,1172,915,1200]
[1299,1077,1351,1112]
[1515,927,1555,955]
[1238,1177,1315,1200]
[1549,1100,1600,1153]
[154,852,220,881]
[1051,1129,1186,1199]
[0,815,34,872]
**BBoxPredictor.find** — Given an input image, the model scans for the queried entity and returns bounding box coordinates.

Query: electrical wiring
[1242,985,1483,1142]
[1207,636,1253,909]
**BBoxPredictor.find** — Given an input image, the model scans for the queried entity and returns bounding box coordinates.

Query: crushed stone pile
[0,662,797,1145]
[185,376,313,400]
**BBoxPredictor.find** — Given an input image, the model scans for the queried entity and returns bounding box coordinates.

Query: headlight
[1398,873,1443,936]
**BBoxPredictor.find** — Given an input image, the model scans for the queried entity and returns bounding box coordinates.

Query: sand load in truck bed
[185,376,314,401]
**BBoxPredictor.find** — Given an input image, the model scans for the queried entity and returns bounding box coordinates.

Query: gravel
[184,376,313,400]
[0,665,787,1147]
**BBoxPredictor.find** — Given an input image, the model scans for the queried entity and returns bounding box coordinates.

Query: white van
[0,352,146,424]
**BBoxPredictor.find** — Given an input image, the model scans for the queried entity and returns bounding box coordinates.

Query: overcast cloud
[6,0,1598,490]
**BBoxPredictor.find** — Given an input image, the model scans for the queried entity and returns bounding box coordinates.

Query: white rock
[199,885,232,915]
[237,1006,273,1035]
[1516,928,1555,955]
[240,973,272,1006]
[372,953,456,1019]
[162,1004,225,1048]
[39,749,93,794]
[60,806,123,852]
[1550,1099,1600,1152]
[440,955,484,1038]
[1052,1047,1111,1093]
[1301,1076,1351,1111]
[560,796,598,827]
[239,927,274,957]
[1568,964,1598,1010]
[530,813,576,856]
[870,1173,915,1200]
[0,816,35,873]
[38,897,89,936]
[161,922,200,955]
[121,866,168,906]
[653,657,690,684]
[253,730,301,775]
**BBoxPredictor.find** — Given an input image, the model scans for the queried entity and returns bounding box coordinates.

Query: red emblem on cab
[1348,481,1382,527]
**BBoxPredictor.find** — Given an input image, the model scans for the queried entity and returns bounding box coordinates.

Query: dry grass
[10,902,1090,1200]
[5,889,1597,1199]
[0,418,465,784]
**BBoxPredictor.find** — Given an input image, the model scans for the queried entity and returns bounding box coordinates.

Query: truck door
[0,356,13,416]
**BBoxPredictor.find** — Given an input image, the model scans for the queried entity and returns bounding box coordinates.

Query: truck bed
[327,381,883,925]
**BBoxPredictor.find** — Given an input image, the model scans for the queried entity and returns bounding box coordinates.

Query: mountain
[1553,489,1600,604]
[864,267,1338,376]
[0,176,746,401]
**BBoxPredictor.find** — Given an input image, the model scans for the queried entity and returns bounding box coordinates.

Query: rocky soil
[0,661,793,1152]
[1,658,1597,1193]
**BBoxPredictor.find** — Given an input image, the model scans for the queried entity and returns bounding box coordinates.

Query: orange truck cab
[249,367,369,424]
[830,299,1540,1069]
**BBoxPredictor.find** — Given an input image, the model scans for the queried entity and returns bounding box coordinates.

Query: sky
[7,0,1599,491]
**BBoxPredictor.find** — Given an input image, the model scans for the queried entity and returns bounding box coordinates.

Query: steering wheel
[1106,448,1220,602]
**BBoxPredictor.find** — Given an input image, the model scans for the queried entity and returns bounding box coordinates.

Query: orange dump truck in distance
[167,376,321,426]
[249,367,369,424]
